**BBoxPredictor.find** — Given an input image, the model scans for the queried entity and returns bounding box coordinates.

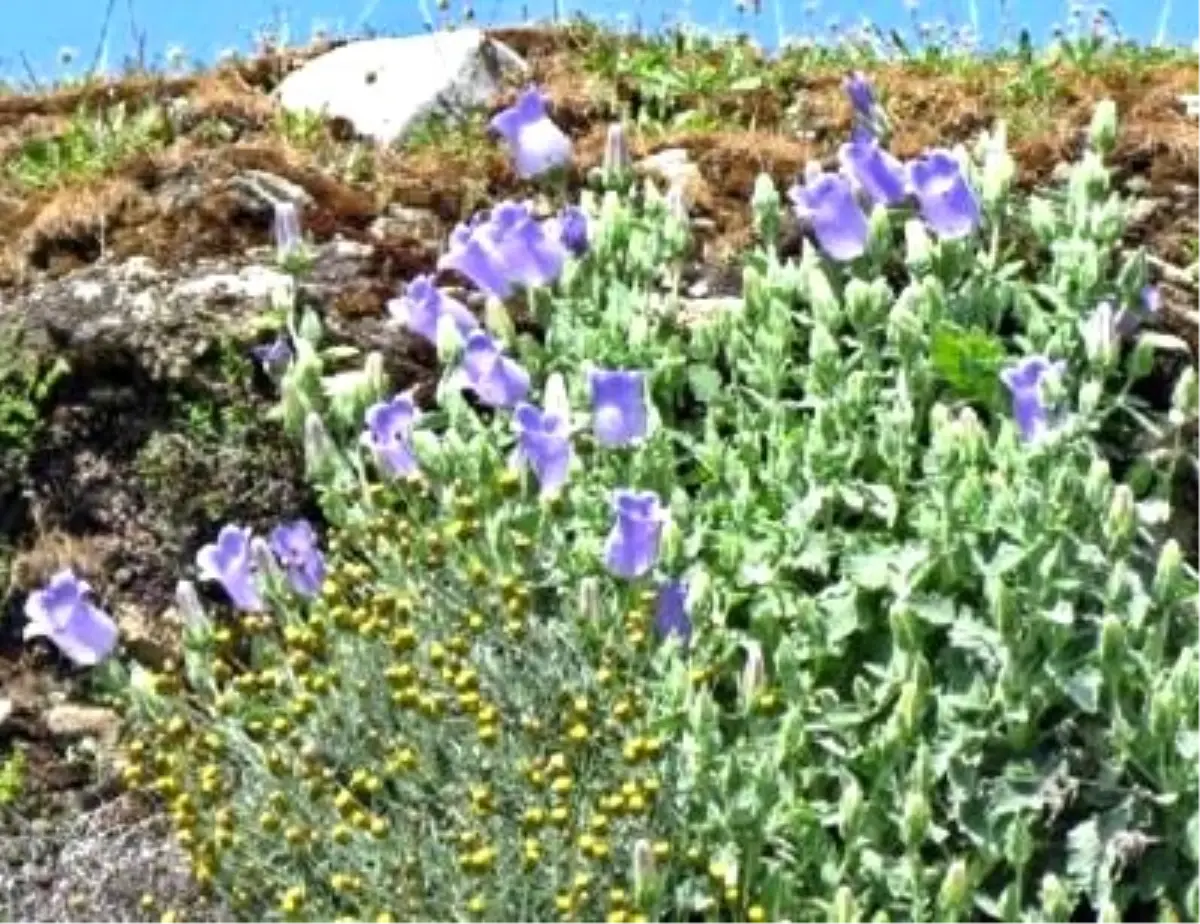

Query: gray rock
[276,30,528,146]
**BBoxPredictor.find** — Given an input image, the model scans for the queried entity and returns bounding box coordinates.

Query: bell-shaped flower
[789,171,869,262]
[839,137,909,206]
[654,578,691,647]
[844,71,876,122]
[589,368,650,447]
[23,569,118,666]
[269,519,327,599]
[603,122,631,174]
[454,331,530,408]
[1000,355,1066,443]
[512,400,573,498]
[273,200,303,261]
[251,334,293,381]
[362,393,421,478]
[481,201,567,289]
[908,150,982,239]
[438,220,515,300]
[388,275,478,346]
[196,525,264,612]
[603,489,668,580]
[490,85,573,179]
[556,205,590,257]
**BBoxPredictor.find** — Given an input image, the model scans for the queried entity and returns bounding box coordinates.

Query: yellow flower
[747,905,766,923]
[551,775,574,796]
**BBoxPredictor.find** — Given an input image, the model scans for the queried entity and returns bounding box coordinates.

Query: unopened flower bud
[631,839,656,900]
[1150,687,1176,740]
[740,640,766,708]
[435,312,466,364]
[1171,366,1198,421]
[363,351,387,404]
[1088,98,1118,157]
[896,679,922,736]
[1004,817,1033,869]
[1105,484,1136,547]
[577,577,601,621]
[303,411,335,480]
[1084,456,1112,507]
[1099,613,1125,667]
[980,123,1015,209]
[1039,873,1072,920]
[175,580,209,632]
[1029,195,1057,241]
[1152,539,1183,601]
[937,859,971,917]
[602,122,631,176]
[831,885,860,924]
[273,200,303,262]
[838,776,864,838]
[296,307,323,347]
[751,172,781,244]
[902,790,930,848]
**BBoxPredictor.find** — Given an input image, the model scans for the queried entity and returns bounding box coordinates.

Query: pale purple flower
[251,335,292,380]
[438,222,514,300]
[603,489,668,580]
[603,122,630,174]
[845,71,876,121]
[457,331,531,408]
[589,369,649,447]
[23,569,118,666]
[907,150,981,239]
[490,86,573,179]
[269,519,326,599]
[557,205,590,257]
[654,578,691,646]
[1140,284,1161,316]
[363,393,420,478]
[388,274,478,346]
[481,201,567,289]
[789,172,870,261]
[196,525,264,612]
[1000,355,1066,442]
[512,401,573,497]
[273,201,302,260]
[839,137,909,206]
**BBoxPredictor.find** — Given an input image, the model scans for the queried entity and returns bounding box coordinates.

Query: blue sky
[2,0,1195,81]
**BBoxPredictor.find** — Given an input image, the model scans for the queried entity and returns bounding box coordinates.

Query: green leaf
[1061,668,1102,714]
[930,324,1008,409]
[687,364,723,403]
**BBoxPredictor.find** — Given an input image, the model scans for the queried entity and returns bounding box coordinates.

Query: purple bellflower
[23,569,118,667]
[839,137,909,206]
[789,171,870,262]
[269,519,327,599]
[556,205,590,257]
[439,221,515,301]
[196,525,264,612]
[589,368,650,447]
[1000,355,1067,443]
[251,335,293,381]
[654,578,692,647]
[512,400,573,498]
[490,86,573,179]
[362,393,421,478]
[388,274,479,346]
[908,150,982,239]
[455,331,531,409]
[603,489,668,580]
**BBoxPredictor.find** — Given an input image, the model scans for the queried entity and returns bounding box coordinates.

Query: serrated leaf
[931,324,1008,408]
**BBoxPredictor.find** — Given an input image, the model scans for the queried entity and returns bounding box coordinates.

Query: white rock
[276,30,528,146]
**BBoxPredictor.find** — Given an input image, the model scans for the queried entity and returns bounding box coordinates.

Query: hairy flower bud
[1104,484,1136,548]
[740,640,766,708]
[902,790,930,848]
[831,885,860,924]
[903,217,932,272]
[937,859,971,917]
[1088,99,1118,157]
[751,172,781,246]
[1039,873,1072,920]
[1153,539,1183,602]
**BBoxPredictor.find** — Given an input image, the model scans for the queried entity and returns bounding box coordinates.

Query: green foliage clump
[117,95,1197,924]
